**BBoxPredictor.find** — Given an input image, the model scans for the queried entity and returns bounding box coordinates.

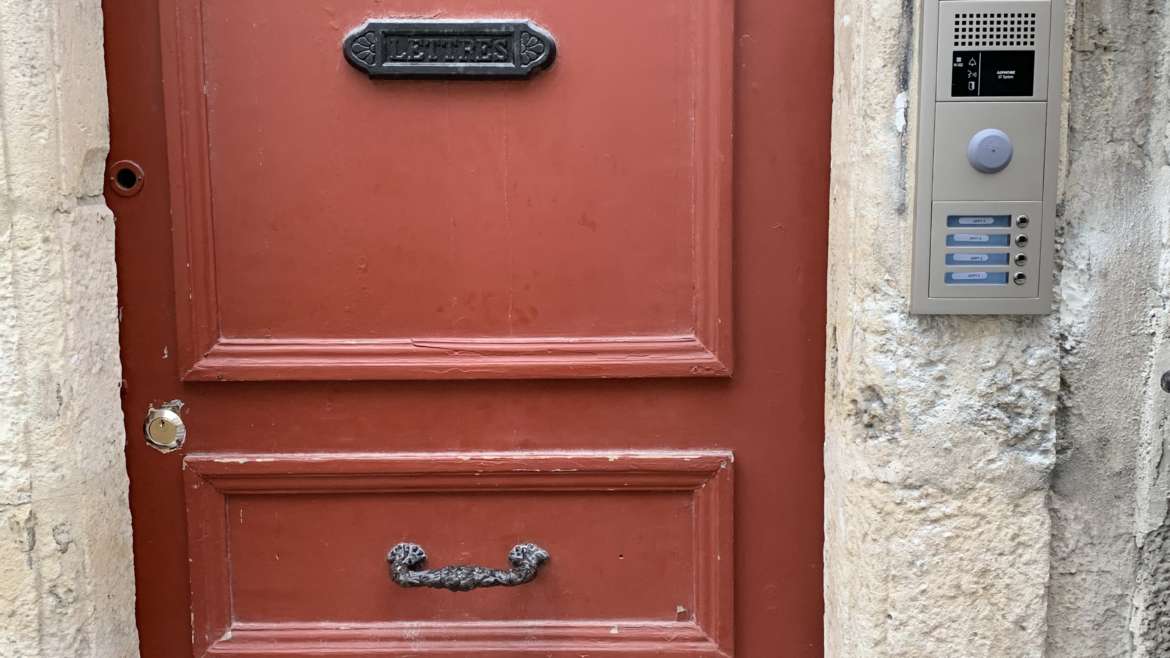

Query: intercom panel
[932,102,1047,201]
[912,0,1064,315]
[928,201,1042,299]
[936,1,1053,102]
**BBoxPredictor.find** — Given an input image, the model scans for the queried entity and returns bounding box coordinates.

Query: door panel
[104,0,832,655]
[164,0,731,381]
[185,453,731,655]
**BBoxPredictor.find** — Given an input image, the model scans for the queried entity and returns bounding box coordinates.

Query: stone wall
[1049,2,1170,656]
[823,0,1170,650]
[826,1,1169,656]
[825,0,1059,654]
[0,0,138,656]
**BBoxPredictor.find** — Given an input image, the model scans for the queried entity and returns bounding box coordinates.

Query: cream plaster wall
[0,0,138,656]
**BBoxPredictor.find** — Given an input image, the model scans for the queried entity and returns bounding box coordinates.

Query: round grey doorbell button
[967,128,1014,174]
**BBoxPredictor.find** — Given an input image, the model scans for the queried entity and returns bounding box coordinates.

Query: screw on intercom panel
[1161,371,1170,393]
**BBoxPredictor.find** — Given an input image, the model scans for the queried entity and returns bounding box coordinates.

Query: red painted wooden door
[104,1,831,655]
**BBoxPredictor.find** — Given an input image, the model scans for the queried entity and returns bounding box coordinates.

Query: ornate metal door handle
[387,542,550,592]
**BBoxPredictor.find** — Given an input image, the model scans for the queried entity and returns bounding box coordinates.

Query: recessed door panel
[184,453,732,656]
[167,0,733,381]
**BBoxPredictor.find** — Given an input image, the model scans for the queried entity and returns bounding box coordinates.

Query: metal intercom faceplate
[912,1,1064,314]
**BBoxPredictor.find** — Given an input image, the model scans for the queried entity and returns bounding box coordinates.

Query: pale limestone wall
[825,0,1060,655]
[1048,3,1170,656]
[0,1,138,657]
[827,0,1170,656]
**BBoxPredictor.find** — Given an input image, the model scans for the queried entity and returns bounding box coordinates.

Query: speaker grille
[954,12,1037,48]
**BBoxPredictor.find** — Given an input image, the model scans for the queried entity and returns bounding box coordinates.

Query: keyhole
[115,168,138,189]
[108,160,145,197]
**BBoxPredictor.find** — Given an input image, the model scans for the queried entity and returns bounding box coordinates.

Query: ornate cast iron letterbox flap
[344,20,556,79]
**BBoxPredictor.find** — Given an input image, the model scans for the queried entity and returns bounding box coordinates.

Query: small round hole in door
[108,160,145,197]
